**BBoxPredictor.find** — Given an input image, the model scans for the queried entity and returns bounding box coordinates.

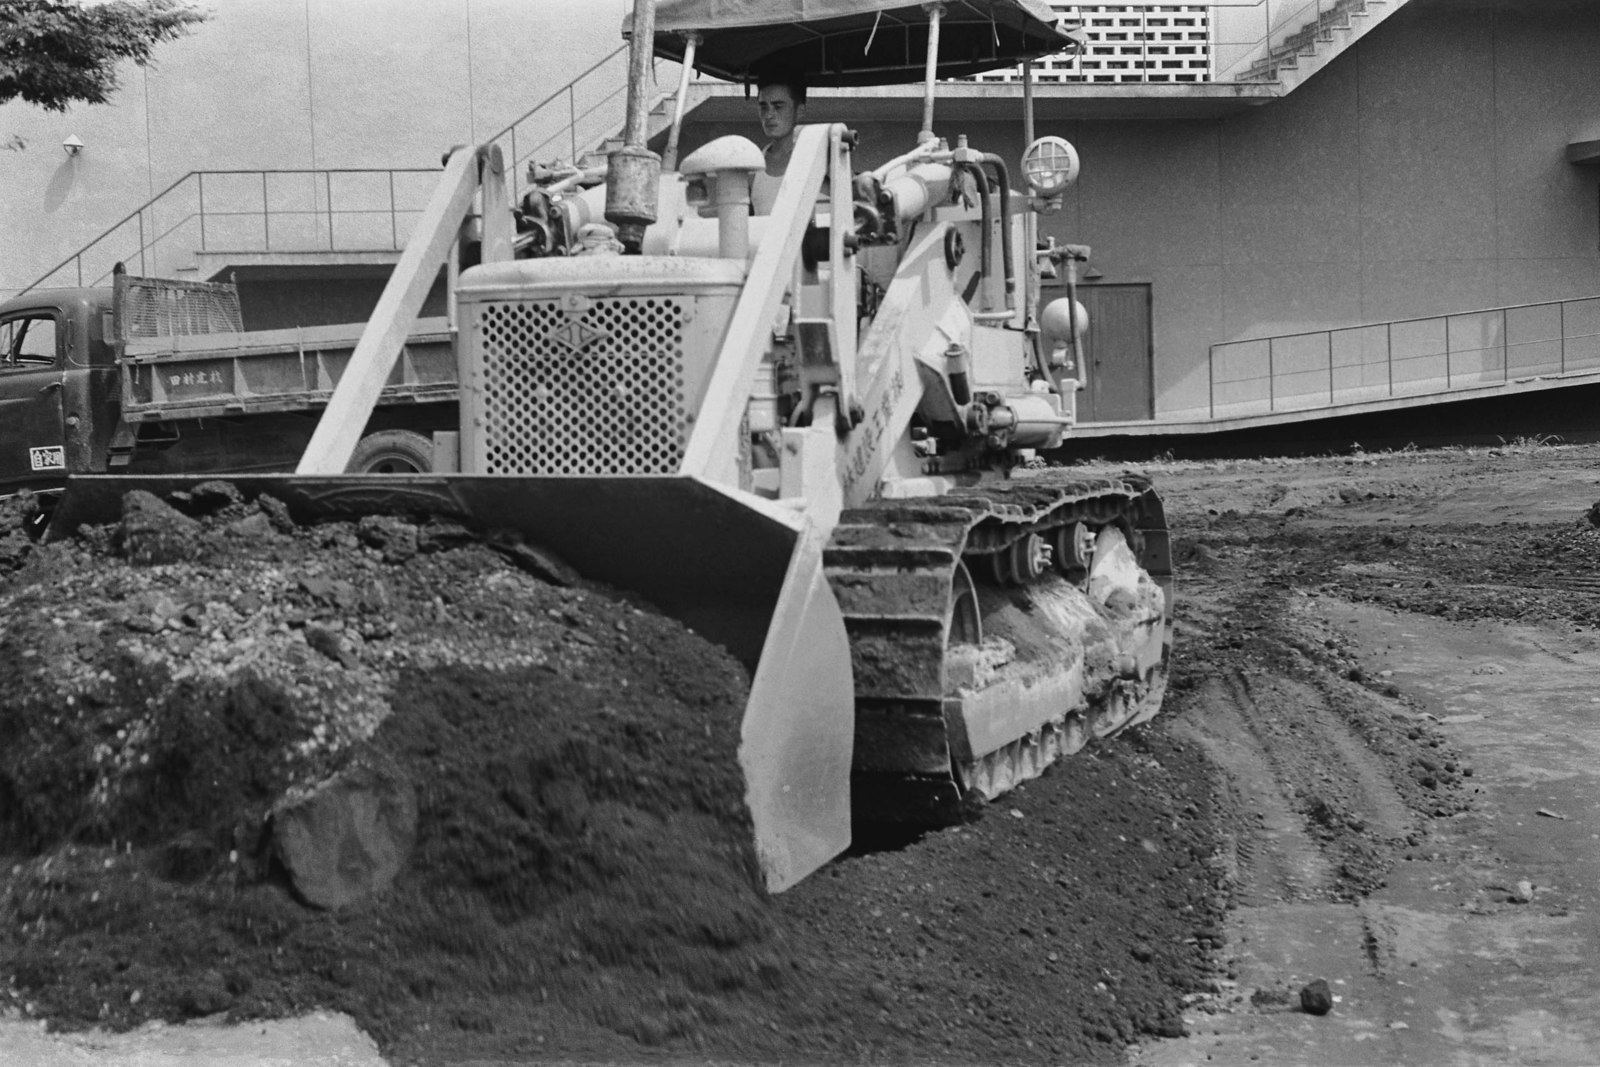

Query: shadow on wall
[44,154,82,215]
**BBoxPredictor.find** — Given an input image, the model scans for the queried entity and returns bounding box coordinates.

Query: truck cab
[0,289,117,496]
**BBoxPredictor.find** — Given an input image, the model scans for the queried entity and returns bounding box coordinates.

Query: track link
[822,473,1173,824]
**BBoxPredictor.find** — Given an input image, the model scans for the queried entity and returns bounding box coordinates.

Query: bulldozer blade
[49,472,856,892]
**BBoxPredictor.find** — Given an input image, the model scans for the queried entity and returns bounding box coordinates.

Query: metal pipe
[1267,336,1275,411]
[622,0,655,147]
[607,0,661,252]
[919,2,945,142]
[1326,329,1334,404]
[1208,344,1215,419]
[979,154,1014,306]
[1022,57,1034,147]
[662,33,699,171]
[1386,321,1393,395]
[954,161,995,314]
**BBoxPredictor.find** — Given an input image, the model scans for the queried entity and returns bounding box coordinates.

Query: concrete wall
[684,0,1599,421]
[0,0,625,299]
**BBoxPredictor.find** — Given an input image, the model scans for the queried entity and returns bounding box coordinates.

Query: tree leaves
[0,0,206,111]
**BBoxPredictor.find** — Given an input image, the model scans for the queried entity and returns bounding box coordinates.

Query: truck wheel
[346,430,435,474]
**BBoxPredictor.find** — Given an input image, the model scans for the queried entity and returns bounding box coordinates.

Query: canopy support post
[919,2,945,142]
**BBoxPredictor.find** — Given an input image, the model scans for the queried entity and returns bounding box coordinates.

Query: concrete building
[673,0,1600,425]
[6,0,1596,432]
[0,0,627,306]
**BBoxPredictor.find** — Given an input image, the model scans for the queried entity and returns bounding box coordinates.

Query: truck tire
[346,430,435,474]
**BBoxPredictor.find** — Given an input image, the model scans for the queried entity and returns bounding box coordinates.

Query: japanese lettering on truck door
[0,311,68,492]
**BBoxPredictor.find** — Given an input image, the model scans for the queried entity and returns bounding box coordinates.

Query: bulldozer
[47,0,1173,894]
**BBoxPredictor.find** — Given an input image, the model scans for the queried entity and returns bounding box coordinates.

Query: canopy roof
[639,0,1079,87]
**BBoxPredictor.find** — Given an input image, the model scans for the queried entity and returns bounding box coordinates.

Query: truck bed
[119,317,456,422]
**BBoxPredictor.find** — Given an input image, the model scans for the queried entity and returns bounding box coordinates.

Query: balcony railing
[22,44,669,295]
[25,168,444,291]
[1205,296,1600,420]
[964,0,1386,86]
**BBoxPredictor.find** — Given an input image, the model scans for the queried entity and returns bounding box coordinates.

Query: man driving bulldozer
[752,66,808,214]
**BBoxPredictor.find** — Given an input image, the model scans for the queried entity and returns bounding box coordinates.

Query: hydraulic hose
[978,154,1015,308]
[954,160,996,315]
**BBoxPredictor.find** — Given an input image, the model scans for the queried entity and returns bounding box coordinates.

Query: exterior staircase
[23,46,674,297]
[1221,0,1412,92]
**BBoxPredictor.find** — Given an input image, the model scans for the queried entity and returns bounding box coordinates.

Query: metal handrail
[1205,295,1600,420]
[19,44,643,296]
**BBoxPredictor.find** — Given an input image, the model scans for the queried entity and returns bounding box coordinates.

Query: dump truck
[0,272,457,502]
[48,0,1173,894]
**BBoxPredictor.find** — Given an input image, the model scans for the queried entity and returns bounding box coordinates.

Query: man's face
[757,85,803,141]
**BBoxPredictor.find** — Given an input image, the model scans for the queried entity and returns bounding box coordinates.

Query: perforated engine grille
[477,296,688,475]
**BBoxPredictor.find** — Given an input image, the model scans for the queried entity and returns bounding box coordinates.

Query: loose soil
[4,440,1597,1065]
[0,480,1220,1065]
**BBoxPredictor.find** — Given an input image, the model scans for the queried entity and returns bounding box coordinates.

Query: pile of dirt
[0,482,1229,1064]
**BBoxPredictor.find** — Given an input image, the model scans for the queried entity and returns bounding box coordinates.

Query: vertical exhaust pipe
[606,0,661,253]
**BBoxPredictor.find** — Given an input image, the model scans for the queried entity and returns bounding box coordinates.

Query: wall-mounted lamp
[61,135,84,156]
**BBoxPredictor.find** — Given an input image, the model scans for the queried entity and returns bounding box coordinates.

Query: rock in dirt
[1300,978,1334,1015]
[120,490,203,565]
[271,754,417,910]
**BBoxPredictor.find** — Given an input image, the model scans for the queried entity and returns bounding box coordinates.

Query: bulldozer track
[822,473,1174,823]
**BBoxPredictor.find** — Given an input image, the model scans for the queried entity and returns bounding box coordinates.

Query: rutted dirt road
[1135,441,1600,1067]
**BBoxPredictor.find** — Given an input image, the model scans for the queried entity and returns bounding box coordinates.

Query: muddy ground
[3,440,1600,1065]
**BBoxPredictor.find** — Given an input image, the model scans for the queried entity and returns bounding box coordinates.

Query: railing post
[510,126,519,202]
[390,171,398,251]
[1208,345,1215,419]
[326,171,335,250]
[1327,329,1334,405]
[1267,336,1275,411]
[199,173,208,252]
[138,212,147,276]
[262,172,271,251]
[1386,321,1393,395]
[569,85,578,164]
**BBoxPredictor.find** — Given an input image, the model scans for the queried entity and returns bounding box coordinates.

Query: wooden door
[1077,283,1153,423]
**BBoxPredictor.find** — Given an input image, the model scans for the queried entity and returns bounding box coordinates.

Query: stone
[271,753,417,910]
[120,490,202,565]
[224,511,278,541]
[305,623,359,668]
[1300,978,1333,1016]
[356,514,419,563]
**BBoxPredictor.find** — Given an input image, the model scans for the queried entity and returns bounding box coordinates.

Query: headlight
[1021,136,1080,198]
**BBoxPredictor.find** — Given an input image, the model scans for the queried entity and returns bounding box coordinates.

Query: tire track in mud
[1168,669,1334,906]
[1166,578,1428,910]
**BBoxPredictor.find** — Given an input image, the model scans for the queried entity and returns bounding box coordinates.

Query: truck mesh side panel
[478,297,688,475]
[114,274,243,340]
